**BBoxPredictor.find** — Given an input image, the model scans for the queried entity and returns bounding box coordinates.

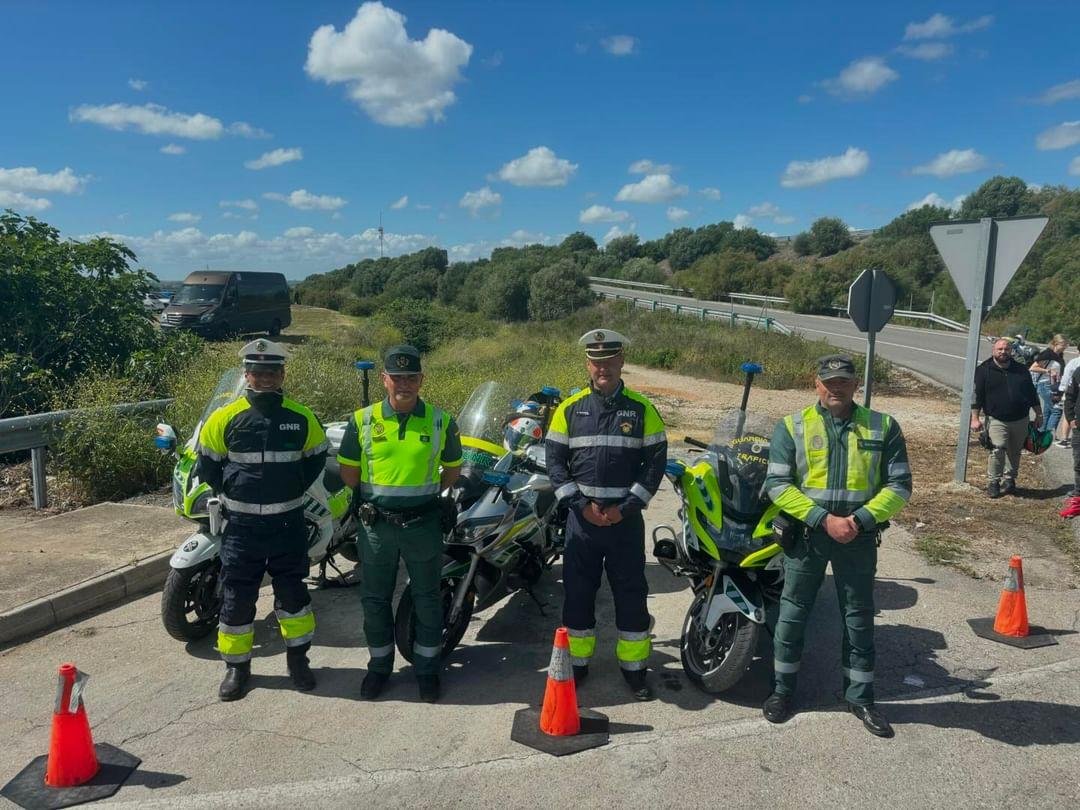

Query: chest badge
[620,421,633,435]
[419,434,431,443]
[372,422,385,437]
[811,435,825,450]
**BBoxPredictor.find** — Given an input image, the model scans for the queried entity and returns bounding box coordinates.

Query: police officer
[546,329,667,700]
[762,355,911,737]
[196,340,328,701]
[337,345,463,703]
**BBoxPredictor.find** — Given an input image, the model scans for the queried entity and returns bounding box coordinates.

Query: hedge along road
[590,283,1069,391]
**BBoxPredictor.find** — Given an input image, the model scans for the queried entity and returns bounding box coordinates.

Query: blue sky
[2,1,1079,279]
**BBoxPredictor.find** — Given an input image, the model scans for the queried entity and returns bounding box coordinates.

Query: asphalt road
[1,483,1078,808]
[592,283,1012,390]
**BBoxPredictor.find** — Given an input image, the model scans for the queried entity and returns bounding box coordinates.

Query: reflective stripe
[361,407,375,487]
[425,409,444,486]
[767,462,792,477]
[642,431,666,446]
[285,632,314,647]
[555,482,580,501]
[616,634,651,663]
[219,622,254,636]
[578,485,629,499]
[629,482,653,504]
[567,628,596,663]
[619,659,647,671]
[888,462,911,476]
[568,434,643,449]
[546,430,569,445]
[358,483,441,498]
[774,659,800,674]
[217,625,254,658]
[413,643,441,659]
[276,605,315,644]
[221,652,252,663]
[221,495,304,515]
[571,656,591,667]
[768,483,793,500]
[618,630,650,641]
[368,644,394,658]
[302,440,329,458]
[198,445,226,461]
[226,450,304,463]
[845,667,874,684]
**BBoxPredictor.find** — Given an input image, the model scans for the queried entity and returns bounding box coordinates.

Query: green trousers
[359,512,443,676]
[772,528,877,705]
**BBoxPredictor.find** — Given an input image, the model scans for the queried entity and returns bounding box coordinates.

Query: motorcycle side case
[704,574,765,626]
[170,531,222,569]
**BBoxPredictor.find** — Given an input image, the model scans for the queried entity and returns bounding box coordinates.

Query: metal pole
[31,445,47,509]
[954,218,994,484]
[929,290,935,314]
[863,331,876,408]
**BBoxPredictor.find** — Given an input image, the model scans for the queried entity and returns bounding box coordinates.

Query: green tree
[792,232,813,256]
[0,211,157,417]
[605,233,641,264]
[874,205,953,241]
[959,176,1038,219]
[809,217,854,257]
[672,250,758,300]
[480,267,531,321]
[560,231,598,254]
[619,257,666,284]
[528,259,595,321]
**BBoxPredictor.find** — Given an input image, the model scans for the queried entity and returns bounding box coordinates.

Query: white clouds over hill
[912,148,988,177]
[0,166,89,211]
[781,147,869,188]
[264,189,347,211]
[496,146,577,187]
[615,173,688,203]
[305,1,472,127]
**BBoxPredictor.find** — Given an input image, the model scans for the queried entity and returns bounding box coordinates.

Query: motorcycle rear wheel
[394,570,475,663]
[680,589,759,693]
[161,559,223,642]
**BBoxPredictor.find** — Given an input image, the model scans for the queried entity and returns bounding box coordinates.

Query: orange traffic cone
[46,663,99,787]
[992,556,1030,637]
[539,627,581,736]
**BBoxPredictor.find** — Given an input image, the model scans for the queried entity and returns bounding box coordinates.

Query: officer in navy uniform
[196,340,328,701]
[546,329,667,700]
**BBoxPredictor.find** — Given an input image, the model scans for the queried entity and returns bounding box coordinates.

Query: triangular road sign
[988,216,1049,309]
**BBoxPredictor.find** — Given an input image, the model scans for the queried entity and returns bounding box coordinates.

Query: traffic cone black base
[967,618,1058,649]
[510,707,609,757]
[1,743,140,810]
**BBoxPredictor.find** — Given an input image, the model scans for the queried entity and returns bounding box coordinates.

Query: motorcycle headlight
[460,520,500,545]
[191,491,211,517]
[198,309,216,323]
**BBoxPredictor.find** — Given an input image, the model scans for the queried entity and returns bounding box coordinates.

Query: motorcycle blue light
[541,386,561,396]
[154,435,174,450]
[482,471,511,486]
[355,360,375,370]
[741,361,763,374]
[665,460,685,476]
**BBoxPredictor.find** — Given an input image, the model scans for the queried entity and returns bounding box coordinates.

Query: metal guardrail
[0,399,173,508]
[588,276,689,294]
[597,291,793,335]
[890,309,966,331]
[728,292,788,307]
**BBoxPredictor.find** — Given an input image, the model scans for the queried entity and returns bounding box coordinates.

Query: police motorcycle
[393,381,566,662]
[154,361,374,642]
[652,362,787,694]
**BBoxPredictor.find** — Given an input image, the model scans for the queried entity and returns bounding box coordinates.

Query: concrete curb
[0,550,172,648]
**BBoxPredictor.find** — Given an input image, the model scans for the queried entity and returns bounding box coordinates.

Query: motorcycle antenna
[378,211,384,258]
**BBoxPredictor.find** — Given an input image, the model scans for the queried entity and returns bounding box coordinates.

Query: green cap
[816,354,856,381]
[384,344,422,375]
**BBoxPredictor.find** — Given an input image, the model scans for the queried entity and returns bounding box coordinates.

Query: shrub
[528,260,595,321]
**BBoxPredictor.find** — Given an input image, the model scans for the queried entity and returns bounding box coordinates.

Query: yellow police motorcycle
[394,381,565,662]
[155,363,370,641]
[652,362,785,693]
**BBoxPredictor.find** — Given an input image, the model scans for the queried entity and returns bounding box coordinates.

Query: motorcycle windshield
[456,381,521,463]
[199,368,246,427]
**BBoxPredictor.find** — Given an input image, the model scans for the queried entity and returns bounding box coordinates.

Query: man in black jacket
[970,338,1041,498]
[1059,373,1080,518]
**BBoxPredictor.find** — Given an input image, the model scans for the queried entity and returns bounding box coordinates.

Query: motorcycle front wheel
[680,589,760,693]
[161,559,223,642]
[394,570,475,663]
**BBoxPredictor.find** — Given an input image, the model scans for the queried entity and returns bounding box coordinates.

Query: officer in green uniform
[762,354,911,737]
[337,345,462,703]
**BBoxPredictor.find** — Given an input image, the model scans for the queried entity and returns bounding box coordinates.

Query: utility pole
[378,212,385,258]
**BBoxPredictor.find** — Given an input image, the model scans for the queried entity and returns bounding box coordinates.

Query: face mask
[246,387,283,411]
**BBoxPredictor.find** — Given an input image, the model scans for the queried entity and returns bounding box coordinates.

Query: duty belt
[358,500,438,528]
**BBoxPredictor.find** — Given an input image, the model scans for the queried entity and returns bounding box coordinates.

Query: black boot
[417,674,441,703]
[762,692,793,724]
[573,664,589,685]
[360,671,390,699]
[850,703,894,738]
[286,644,316,692]
[219,662,250,702]
[622,668,654,701]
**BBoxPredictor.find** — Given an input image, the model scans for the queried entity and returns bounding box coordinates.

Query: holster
[771,513,808,553]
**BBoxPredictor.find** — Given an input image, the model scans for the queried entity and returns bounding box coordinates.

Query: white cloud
[284,226,316,238]
[219,199,258,211]
[0,166,88,194]
[629,159,673,175]
[733,214,753,230]
[459,186,501,215]
[602,225,632,244]
[600,35,637,56]
[912,148,988,177]
[128,78,148,91]
[168,212,201,223]
[227,121,271,139]
[505,229,552,246]
[1069,157,1080,177]
[305,1,473,127]
[482,51,503,69]
[160,143,186,155]
[699,187,722,201]
[903,13,993,40]
[745,201,795,224]
[495,146,577,187]
[615,173,689,203]
[390,195,409,209]
[70,102,225,139]
[579,205,629,224]
[1036,79,1080,105]
[797,94,813,104]
[821,57,898,98]
[0,190,51,211]
[245,147,303,170]
[906,192,965,211]
[1036,121,1080,150]
[264,189,348,211]
[666,206,689,222]
[781,146,870,188]
[896,42,953,61]
[414,202,431,210]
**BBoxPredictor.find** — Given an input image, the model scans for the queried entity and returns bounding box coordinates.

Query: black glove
[439,495,457,534]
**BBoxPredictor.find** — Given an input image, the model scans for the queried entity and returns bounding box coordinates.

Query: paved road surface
[1,483,1077,808]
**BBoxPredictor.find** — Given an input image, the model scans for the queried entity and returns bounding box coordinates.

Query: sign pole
[953,218,994,484]
[864,330,876,408]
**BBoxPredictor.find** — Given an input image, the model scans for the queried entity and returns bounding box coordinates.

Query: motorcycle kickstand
[310,555,358,589]
[523,584,550,617]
